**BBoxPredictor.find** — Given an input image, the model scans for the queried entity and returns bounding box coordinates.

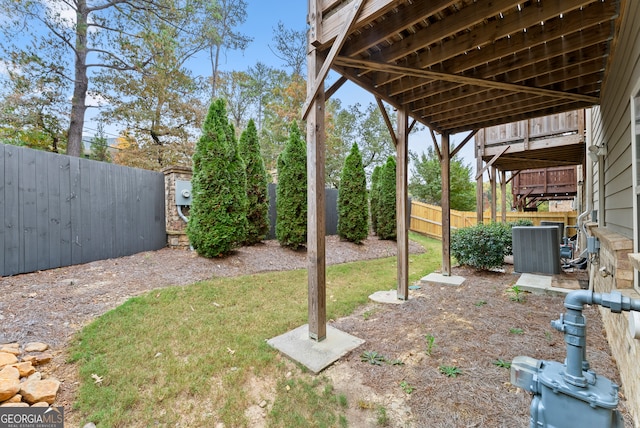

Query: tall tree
[377,157,396,240]
[187,98,248,257]
[276,122,307,249]
[204,0,252,98]
[338,143,369,244]
[369,165,382,235]
[260,73,305,171]
[246,62,276,130]
[94,16,206,170]
[0,52,68,152]
[409,146,476,211]
[89,123,111,162]
[239,119,269,245]
[271,21,307,77]
[0,0,216,158]
[324,99,351,188]
[217,70,254,132]
[95,18,205,170]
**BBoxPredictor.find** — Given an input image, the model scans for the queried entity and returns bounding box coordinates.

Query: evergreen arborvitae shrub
[376,157,396,240]
[370,165,382,235]
[338,143,368,243]
[276,122,307,249]
[187,99,248,257]
[238,119,269,245]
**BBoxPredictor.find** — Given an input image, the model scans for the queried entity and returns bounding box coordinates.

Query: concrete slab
[419,272,466,286]
[369,289,412,304]
[515,273,573,297]
[267,324,365,374]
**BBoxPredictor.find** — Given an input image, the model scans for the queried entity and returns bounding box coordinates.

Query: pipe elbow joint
[564,290,594,311]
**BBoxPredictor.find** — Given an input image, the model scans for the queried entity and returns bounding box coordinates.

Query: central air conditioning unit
[512,226,561,274]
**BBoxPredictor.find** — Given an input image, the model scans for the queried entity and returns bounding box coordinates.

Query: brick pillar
[162,166,192,249]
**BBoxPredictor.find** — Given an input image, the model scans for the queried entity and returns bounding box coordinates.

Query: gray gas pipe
[511,290,640,428]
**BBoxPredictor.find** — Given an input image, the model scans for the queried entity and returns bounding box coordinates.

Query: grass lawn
[69,233,441,427]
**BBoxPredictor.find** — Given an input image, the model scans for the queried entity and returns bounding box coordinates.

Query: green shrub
[451,219,534,269]
[276,122,307,249]
[451,223,506,270]
[376,157,396,240]
[338,143,369,243]
[238,119,269,245]
[187,99,248,258]
[369,165,382,235]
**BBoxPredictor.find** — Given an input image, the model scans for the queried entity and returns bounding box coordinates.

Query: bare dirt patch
[0,237,633,427]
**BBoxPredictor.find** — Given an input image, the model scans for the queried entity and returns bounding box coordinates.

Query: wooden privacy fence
[410,200,578,240]
[1,144,166,277]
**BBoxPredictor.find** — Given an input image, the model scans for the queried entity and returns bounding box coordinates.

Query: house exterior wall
[590,1,640,425]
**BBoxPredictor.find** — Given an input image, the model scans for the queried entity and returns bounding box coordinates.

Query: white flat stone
[369,290,411,304]
[419,273,466,286]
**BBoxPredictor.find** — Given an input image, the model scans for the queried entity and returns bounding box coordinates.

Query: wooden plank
[58,155,72,268]
[318,0,398,46]
[377,97,397,146]
[334,57,599,105]
[396,106,409,300]
[35,152,50,271]
[302,0,365,120]
[69,157,82,265]
[373,0,611,89]
[340,0,457,56]
[476,154,484,224]
[48,155,63,269]
[441,133,451,276]
[4,146,21,275]
[307,1,327,340]
[20,148,37,273]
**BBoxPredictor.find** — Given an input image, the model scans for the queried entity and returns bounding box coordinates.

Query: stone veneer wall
[162,166,192,249]
[587,224,640,427]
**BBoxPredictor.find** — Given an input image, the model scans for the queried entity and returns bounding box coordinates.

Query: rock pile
[0,342,60,407]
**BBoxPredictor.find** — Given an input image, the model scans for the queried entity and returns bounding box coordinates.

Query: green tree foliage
[338,143,369,243]
[187,99,248,258]
[276,122,307,249]
[376,157,396,240]
[409,145,475,211]
[95,16,206,170]
[369,165,382,235]
[239,119,269,245]
[89,124,111,162]
[203,0,252,98]
[0,54,68,152]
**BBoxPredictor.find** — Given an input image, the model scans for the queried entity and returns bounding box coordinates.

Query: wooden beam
[430,128,441,161]
[476,154,484,224]
[317,0,399,47]
[500,170,507,223]
[326,76,347,100]
[302,0,366,120]
[306,0,326,342]
[451,130,477,158]
[374,0,616,89]
[441,133,451,276]
[490,166,497,222]
[506,170,521,185]
[340,0,457,56]
[376,97,397,146]
[335,57,599,105]
[396,106,409,300]
[475,146,510,180]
